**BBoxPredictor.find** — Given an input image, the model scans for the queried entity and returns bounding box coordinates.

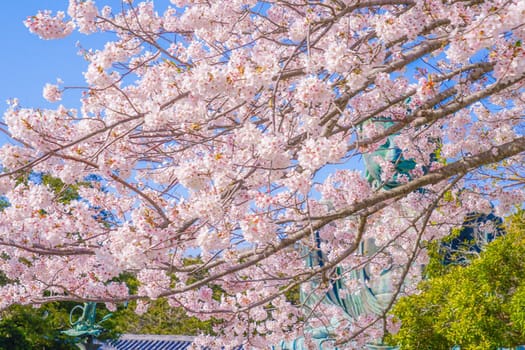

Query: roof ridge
[118,333,196,341]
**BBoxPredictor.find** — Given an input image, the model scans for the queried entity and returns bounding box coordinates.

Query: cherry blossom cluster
[2,0,525,348]
[24,10,75,40]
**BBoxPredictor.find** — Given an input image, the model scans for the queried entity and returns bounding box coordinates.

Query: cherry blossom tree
[1,0,524,348]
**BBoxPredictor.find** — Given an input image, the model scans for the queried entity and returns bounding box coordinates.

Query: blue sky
[0,1,89,115]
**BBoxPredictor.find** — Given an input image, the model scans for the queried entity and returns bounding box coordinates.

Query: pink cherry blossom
[24,10,74,40]
[42,83,62,102]
[2,1,525,348]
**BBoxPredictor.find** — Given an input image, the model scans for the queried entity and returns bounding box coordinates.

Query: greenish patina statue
[275,120,405,350]
[362,119,416,191]
[62,302,112,350]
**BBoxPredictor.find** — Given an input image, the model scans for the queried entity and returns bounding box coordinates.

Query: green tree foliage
[107,299,217,336]
[388,213,525,349]
[41,174,82,204]
[0,302,78,350]
[0,295,216,349]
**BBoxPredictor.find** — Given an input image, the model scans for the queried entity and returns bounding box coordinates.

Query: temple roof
[101,334,243,350]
